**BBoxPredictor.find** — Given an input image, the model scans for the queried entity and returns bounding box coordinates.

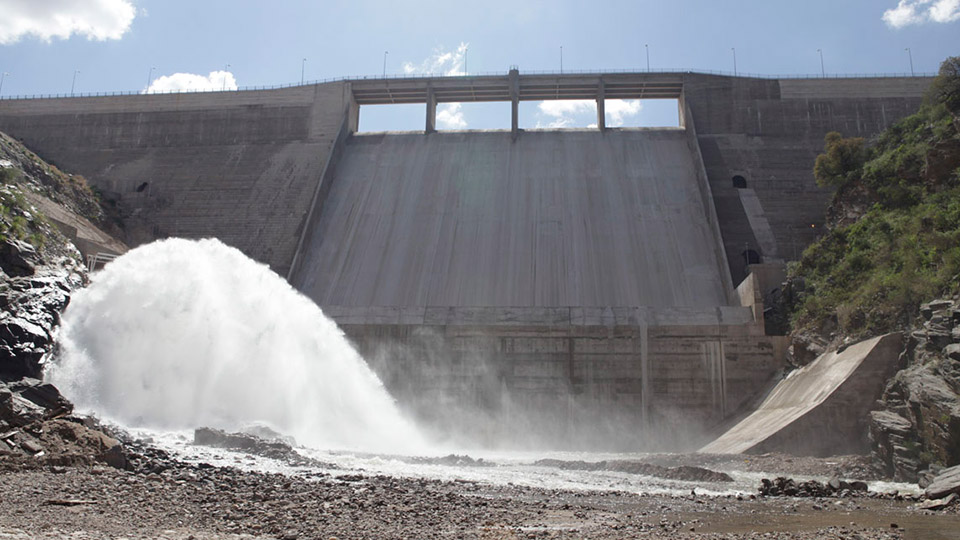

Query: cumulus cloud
[401,43,470,128]
[535,99,642,128]
[402,42,469,77]
[0,0,136,44]
[145,71,238,94]
[437,103,467,129]
[606,100,643,127]
[883,0,960,28]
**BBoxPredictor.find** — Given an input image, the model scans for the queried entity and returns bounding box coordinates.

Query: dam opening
[0,69,932,452]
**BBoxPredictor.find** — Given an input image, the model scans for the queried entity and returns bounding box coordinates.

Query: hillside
[783,57,960,481]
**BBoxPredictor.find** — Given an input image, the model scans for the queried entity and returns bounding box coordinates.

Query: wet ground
[2,432,958,539]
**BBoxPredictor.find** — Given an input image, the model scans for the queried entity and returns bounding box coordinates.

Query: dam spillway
[0,71,932,449]
[292,129,730,309]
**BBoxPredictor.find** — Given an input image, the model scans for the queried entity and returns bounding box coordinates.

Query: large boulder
[0,378,73,428]
[926,464,960,500]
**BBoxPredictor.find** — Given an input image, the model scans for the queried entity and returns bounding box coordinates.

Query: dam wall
[0,72,930,448]
[0,83,352,276]
[684,75,929,281]
[292,129,732,308]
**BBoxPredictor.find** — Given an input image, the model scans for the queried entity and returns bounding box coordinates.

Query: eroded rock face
[869,298,960,482]
[0,245,85,379]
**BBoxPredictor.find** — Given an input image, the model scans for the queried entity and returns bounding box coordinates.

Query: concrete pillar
[343,83,359,134]
[596,80,606,131]
[425,86,437,133]
[509,68,520,139]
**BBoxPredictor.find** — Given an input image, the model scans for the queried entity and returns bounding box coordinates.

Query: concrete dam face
[292,129,729,309]
[0,72,931,449]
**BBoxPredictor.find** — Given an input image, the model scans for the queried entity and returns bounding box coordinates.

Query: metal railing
[86,252,117,273]
[0,68,936,101]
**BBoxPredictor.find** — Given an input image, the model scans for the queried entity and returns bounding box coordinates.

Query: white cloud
[535,99,641,128]
[0,0,136,44]
[145,71,238,94]
[402,43,470,128]
[929,0,960,21]
[436,103,466,129]
[606,100,642,127]
[402,42,469,77]
[883,0,960,28]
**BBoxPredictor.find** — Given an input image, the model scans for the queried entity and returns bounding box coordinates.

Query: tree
[814,132,866,188]
[926,56,960,117]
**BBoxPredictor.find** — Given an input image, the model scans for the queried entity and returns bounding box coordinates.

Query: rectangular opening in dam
[520,98,681,129]
[358,103,427,132]
[435,102,511,131]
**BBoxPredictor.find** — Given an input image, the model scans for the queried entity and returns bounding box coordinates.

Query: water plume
[47,238,424,453]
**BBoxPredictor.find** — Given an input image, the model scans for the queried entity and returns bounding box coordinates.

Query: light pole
[301,58,306,84]
[222,64,230,91]
[731,47,737,76]
[146,66,155,91]
[71,70,80,95]
[560,45,563,74]
[817,49,825,77]
[383,51,388,78]
[905,47,914,76]
[645,44,650,72]
[464,46,468,75]
[0,72,8,97]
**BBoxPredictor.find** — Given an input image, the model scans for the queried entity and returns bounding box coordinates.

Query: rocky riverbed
[2,418,960,540]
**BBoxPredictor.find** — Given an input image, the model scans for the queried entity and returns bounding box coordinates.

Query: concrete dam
[0,71,931,449]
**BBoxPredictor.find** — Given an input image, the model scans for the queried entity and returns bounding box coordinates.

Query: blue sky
[1,0,959,130]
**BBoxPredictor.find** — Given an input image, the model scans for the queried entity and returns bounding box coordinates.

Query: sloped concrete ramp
[293,129,731,309]
[700,333,902,456]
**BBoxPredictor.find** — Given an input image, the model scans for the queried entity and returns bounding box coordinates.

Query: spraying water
[47,238,425,453]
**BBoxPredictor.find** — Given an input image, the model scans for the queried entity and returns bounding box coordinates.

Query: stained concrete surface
[293,129,731,309]
[700,333,903,456]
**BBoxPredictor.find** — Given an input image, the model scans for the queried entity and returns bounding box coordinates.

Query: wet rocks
[758,476,868,498]
[534,459,734,483]
[0,259,84,379]
[193,427,329,468]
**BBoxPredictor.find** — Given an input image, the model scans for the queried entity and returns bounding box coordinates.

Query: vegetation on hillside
[787,57,960,339]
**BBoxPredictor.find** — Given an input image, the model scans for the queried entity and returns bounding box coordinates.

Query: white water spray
[48,238,425,453]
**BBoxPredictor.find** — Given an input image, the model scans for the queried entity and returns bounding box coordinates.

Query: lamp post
[817,49,825,77]
[222,64,230,91]
[383,51,388,78]
[731,47,737,76]
[146,66,155,91]
[560,45,563,74]
[71,70,80,95]
[645,44,650,72]
[301,58,306,84]
[905,47,914,76]
[464,46,468,75]
[0,72,8,97]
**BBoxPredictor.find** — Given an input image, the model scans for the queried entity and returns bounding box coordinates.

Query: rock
[921,300,954,320]
[0,378,73,427]
[945,343,960,361]
[0,239,37,277]
[533,459,734,482]
[20,439,42,454]
[758,477,867,498]
[919,492,957,510]
[918,465,944,489]
[925,464,960,500]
